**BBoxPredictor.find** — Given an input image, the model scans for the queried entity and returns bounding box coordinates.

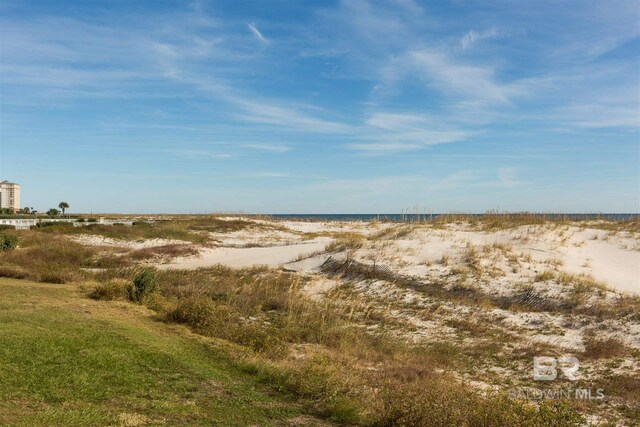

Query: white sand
[553,229,640,294]
[158,238,332,269]
[353,225,640,294]
[70,235,190,249]
[69,220,639,294]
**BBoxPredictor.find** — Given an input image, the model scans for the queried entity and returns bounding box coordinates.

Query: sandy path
[158,238,332,270]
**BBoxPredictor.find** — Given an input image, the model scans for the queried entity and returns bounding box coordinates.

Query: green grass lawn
[0,278,323,426]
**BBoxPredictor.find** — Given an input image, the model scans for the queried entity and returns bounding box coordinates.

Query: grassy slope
[0,278,322,426]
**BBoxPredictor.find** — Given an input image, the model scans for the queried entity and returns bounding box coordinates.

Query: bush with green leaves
[0,233,18,251]
[128,267,158,303]
[0,225,16,231]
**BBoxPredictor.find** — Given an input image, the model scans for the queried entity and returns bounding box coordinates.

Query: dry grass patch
[324,232,365,251]
[0,231,97,283]
[582,333,630,359]
[36,220,209,244]
[534,270,556,282]
[129,244,199,261]
[89,279,130,301]
[431,211,550,231]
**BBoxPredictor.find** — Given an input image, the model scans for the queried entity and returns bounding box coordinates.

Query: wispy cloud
[229,96,352,133]
[167,149,233,159]
[461,28,499,50]
[426,170,477,193]
[558,104,640,129]
[409,50,520,104]
[347,142,423,153]
[247,23,268,44]
[497,167,521,189]
[246,143,291,152]
[253,171,290,178]
[349,112,470,153]
[426,168,523,193]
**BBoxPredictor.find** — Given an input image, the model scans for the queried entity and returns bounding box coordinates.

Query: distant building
[0,180,21,212]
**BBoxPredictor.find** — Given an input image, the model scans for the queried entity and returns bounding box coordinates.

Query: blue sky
[1,0,638,213]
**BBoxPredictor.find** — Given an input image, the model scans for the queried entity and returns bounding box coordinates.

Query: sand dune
[69,220,639,294]
[158,238,332,269]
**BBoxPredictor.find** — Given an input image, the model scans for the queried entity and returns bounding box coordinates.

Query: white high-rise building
[0,180,21,212]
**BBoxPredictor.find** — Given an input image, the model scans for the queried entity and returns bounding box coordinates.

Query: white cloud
[409,50,519,103]
[559,104,640,129]
[160,70,354,134]
[425,168,523,193]
[246,143,291,152]
[169,149,233,159]
[497,167,520,189]
[350,112,470,153]
[460,28,501,50]
[365,112,431,129]
[130,148,233,162]
[254,171,290,178]
[347,142,423,152]
[247,23,268,44]
[230,96,352,133]
[426,170,477,193]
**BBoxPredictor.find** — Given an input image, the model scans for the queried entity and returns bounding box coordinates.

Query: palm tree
[58,202,69,216]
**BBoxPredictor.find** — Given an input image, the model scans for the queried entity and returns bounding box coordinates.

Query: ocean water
[257,213,639,222]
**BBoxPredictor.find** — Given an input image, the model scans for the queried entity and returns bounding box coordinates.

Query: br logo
[533,356,579,381]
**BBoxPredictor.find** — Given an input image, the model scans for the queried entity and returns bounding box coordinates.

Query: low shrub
[36,222,74,229]
[89,279,129,301]
[243,357,360,423]
[145,292,174,313]
[0,264,28,279]
[128,267,158,303]
[0,225,16,231]
[167,295,228,330]
[0,233,18,251]
[373,376,584,426]
[165,295,283,354]
[36,265,81,284]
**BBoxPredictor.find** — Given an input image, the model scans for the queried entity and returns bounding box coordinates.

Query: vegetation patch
[582,333,631,359]
[0,233,18,251]
[0,278,312,426]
